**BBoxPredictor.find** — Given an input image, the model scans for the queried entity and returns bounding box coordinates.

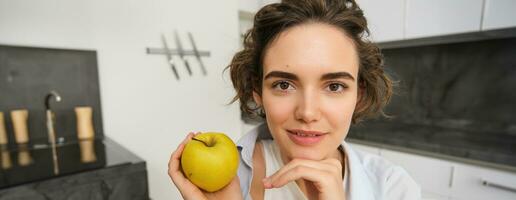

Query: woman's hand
[262,158,346,200]
[168,132,243,200]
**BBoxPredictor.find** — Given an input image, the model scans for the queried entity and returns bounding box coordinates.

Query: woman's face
[254,23,360,161]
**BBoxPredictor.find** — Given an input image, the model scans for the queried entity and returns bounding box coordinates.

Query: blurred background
[0,0,515,200]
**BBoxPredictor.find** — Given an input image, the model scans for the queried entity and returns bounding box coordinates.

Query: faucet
[45,90,61,175]
[45,91,61,111]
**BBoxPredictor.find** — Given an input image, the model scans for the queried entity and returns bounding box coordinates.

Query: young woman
[169,0,421,199]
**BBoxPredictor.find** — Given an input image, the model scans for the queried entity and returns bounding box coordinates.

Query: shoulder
[350,146,422,199]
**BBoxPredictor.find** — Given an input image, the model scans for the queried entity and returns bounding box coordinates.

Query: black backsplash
[349,37,516,167]
[0,45,104,146]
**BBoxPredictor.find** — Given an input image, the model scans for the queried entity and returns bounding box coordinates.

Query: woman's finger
[264,159,337,185]
[265,165,333,189]
[169,133,194,167]
[321,158,343,175]
[265,165,346,200]
[168,133,194,184]
[168,132,213,200]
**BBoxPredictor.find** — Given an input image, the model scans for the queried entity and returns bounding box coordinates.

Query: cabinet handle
[481,178,516,193]
[449,166,455,188]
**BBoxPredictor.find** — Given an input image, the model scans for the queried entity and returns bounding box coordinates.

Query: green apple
[181,132,239,192]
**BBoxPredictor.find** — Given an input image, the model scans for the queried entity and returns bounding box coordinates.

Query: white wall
[0,0,243,199]
[239,0,261,13]
[238,0,279,13]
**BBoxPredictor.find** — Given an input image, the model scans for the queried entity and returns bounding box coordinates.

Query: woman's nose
[294,90,321,124]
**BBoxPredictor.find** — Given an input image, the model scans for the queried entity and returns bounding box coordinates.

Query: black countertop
[348,122,516,172]
[0,137,144,189]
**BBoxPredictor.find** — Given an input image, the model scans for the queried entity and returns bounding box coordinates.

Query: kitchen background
[0,0,515,200]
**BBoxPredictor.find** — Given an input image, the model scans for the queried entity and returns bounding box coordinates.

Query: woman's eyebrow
[321,72,355,82]
[264,71,298,81]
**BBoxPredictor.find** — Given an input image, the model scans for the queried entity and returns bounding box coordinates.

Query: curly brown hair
[227,0,393,124]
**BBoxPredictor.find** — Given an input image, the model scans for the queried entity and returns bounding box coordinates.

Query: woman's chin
[289,151,326,161]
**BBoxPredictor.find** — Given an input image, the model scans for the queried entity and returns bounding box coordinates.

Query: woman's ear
[253,91,262,106]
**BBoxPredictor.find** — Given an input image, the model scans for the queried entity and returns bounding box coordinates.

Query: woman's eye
[327,83,346,92]
[273,81,293,91]
[279,82,290,90]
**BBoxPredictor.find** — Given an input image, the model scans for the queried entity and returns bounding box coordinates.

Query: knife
[161,33,180,80]
[187,32,207,76]
[174,30,193,76]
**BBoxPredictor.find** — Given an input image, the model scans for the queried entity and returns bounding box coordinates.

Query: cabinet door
[405,0,483,38]
[356,0,405,42]
[423,191,450,200]
[450,163,516,200]
[482,0,516,30]
[381,149,454,197]
[348,142,381,155]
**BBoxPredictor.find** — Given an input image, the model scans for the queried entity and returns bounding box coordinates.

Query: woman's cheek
[263,94,295,122]
[323,96,356,134]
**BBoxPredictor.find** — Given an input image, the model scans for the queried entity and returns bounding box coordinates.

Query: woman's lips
[287,129,327,146]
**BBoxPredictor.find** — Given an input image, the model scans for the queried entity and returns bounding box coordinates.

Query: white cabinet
[359,0,515,41]
[482,0,516,30]
[381,149,454,197]
[352,142,516,200]
[405,0,483,39]
[356,0,406,42]
[422,191,449,200]
[450,164,516,200]
[241,0,516,43]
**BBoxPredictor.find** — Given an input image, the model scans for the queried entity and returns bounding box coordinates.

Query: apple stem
[192,137,209,147]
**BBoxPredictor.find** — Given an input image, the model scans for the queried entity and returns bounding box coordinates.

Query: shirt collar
[236,123,272,168]
[342,141,376,200]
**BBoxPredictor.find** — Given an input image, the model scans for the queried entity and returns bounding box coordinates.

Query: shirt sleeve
[383,166,422,200]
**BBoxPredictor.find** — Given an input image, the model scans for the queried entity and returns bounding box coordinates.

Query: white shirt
[262,139,309,200]
[236,123,422,200]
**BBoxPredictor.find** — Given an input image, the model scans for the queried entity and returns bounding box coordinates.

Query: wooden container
[79,140,97,163]
[18,149,32,166]
[1,149,12,169]
[0,112,8,145]
[10,109,29,144]
[16,143,32,167]
[75,107,95,140]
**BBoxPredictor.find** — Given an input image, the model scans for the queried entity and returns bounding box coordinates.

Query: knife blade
[174,30,193,76]
[161,33,180,80]
[187,32,207,76]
